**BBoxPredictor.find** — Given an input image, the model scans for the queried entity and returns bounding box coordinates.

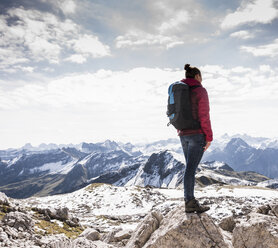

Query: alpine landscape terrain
[0,134,278,247]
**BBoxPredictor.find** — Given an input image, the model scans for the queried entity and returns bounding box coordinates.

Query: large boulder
[0,192,10,206]
[128,204,229,248]
[126,211,163,248]
[2,211,34,232]
[32,206,79,227]
[79,228,101,241]
[233,212,278,248]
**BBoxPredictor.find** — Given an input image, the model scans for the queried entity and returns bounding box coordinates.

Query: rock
[0,230,9,243]
[0,192,10,206]
[136,205,229,248]
[38,234,114,248]
[126,211,163,248]
[79,228,101,241]
[72,237,102,247]
[219,216,236,232]
[3,211,34,231]
[102,228,122,243]
[55,207,69,221]
[90,240,116,248]
[41,234,71,248]
[233,212,278,248]
[3,225,19,239]
[33,207,80,226]
[257,204,271,215]
[114,229,132,242]
[270,204,278,218]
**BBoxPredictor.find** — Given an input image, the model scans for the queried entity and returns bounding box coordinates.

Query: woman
[179,64,213,213]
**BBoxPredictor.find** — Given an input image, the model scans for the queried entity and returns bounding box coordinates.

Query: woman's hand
[204,141,211,151]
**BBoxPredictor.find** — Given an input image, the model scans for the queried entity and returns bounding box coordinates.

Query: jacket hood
[181,78,202,87]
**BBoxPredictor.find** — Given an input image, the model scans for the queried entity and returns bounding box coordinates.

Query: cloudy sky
[0,0,278,149]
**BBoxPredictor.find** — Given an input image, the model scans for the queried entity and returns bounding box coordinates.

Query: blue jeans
[180,134,206,201]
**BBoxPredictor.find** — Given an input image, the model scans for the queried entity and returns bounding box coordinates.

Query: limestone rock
[257,204,271,215]
[233,212,278,248]
[125,211,163,248]
[0,230,9,243]
[0,192,10,206]
[219,216,236,232]
[41,234,71,248]
[3,211,34,231]
[138,205,228,248]
[270,204,278,218]
[114,229,132,242]
[33,206,80,226]
[79,228,101,241]
[38,234,114,248]
[34,207,69,221]
[72,237,103,247]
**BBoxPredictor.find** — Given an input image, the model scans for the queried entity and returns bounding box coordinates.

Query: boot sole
[185,208,210,213]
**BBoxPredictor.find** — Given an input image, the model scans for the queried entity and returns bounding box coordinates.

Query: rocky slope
[1,182,278,247]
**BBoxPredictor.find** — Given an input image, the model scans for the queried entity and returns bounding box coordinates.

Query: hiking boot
[185,198,210,213]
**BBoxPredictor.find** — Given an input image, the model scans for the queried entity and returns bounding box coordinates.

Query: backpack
[167,81,201,130]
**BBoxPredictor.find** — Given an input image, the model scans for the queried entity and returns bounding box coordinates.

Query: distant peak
[226,138,250,149]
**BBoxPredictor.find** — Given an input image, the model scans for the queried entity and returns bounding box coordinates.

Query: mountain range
[0,135,277,198]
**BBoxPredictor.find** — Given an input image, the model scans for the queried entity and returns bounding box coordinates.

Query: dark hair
[184,64,201,79]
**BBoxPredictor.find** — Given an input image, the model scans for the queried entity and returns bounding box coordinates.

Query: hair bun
[184,64,190,71]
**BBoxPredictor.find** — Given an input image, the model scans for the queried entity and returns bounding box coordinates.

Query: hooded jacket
[177,78,213,142]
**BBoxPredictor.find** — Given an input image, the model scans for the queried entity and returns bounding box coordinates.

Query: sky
[0,0,278,149]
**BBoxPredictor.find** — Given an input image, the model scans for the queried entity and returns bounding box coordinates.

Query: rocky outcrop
[79,228,101,241]
[32,206,80,227]
[126,211,163,248]
[142,206,229,248]
[233,211,278,248]
[3,211,34,231]
[0,192,10,206]
[219,216,236,232]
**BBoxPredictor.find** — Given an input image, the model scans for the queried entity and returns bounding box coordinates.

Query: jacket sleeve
[196,88,213,142]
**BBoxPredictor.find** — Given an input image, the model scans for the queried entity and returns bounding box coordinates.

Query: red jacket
[177,78,213,142]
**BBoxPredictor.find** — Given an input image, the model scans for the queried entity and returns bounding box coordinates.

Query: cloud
[59,0,76,14]
[114,1,202,49]
[240,38,278,57]
[1,65,278,146]
[42,0,77,15]
[221,0,278,29]
[64,54,87,64]
[230,30,254,39]
[115,31,184,49]
[0,6,111,72]
[68,34,111,58]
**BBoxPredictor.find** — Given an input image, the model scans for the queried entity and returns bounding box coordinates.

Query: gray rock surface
[3,211,34,231]
[79,227,101,241]
[114,229,132,242]
[219,216,236,232]
[144,206,229,248]
[126,211,163,248]
[233,212,278,248]
[0,192,10,206]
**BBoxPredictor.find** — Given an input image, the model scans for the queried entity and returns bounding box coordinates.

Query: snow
[29,159,78,174]
[7,155,22,167]
[78,153,96,165]
[257,178,278,187]
[18,183,278,234]
[197,169,253,186]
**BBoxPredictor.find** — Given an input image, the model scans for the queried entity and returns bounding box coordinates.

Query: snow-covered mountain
[204,137,278,179]
[0,135,277,199]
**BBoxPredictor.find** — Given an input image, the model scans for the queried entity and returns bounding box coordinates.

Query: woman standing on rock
[178,64,213,213]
